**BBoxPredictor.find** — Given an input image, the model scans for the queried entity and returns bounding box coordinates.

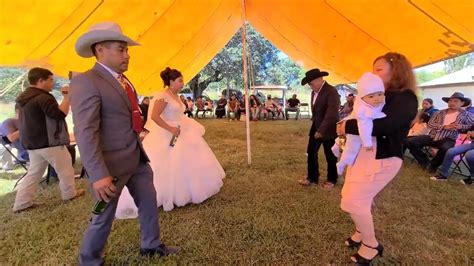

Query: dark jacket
[139,103,149,126]
[16,87,69,150]
[424,106,439,117]
[309,82,340,140]
[345,90,418,159]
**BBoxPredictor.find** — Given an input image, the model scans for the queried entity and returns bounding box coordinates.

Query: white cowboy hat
[75,22,140,58]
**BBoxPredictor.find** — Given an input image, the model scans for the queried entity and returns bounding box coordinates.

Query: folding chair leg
[13,172,27,189]
[450,153,470,177]
[1,143,28,171]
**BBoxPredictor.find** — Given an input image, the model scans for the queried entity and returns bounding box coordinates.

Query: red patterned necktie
[117,74,143,133]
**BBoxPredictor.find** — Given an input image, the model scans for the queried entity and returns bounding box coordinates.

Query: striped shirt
[427,109,474,141]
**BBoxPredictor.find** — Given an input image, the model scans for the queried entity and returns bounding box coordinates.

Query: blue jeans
[12,140,29,162]
[439,143,474,178]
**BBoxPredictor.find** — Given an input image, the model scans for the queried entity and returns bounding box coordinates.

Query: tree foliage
[0,68,27,103]
[443,52,474,74]
[0,68,68,103]
[415,70,446,84]
[187,23,305,98]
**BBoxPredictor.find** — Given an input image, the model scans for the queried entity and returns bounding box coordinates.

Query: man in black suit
[298,69,340,189]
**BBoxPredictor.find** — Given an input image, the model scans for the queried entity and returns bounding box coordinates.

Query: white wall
[420,84,474,109]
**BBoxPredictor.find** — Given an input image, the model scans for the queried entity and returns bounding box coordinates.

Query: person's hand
[365,146,374,152]
[468,131,474,141]
[7,131,20,142]
[93,176,116,202]
[60,85,69,96]
[314,132,323,139]
[170,126,181,137]
[443,123,457,130]
[454,123,464,130]
[139,130,148,141]
[336,120,346,136]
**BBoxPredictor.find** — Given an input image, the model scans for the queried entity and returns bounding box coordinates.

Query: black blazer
[345,90,418,160]
[309,82,340,140]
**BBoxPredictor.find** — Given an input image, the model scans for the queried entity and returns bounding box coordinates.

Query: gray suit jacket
[70,63,149,183]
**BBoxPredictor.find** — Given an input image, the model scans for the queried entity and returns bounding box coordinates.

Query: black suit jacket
[309,82,340,140]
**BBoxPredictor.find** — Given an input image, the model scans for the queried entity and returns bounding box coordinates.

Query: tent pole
[241,0,251,165]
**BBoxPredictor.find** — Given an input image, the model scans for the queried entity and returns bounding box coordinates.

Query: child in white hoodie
[333,72,386,175]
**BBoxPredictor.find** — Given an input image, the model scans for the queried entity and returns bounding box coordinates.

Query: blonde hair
[374,52,417,93]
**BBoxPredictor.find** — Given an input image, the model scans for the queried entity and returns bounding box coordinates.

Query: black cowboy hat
[301,68,329,85]
[442,92,471,107]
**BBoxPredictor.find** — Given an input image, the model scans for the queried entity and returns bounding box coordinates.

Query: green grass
[0,102,15,122]
[0,120,473,264]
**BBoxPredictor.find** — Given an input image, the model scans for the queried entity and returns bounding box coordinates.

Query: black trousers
[184,110,193,117]
[405,135,455,170]
[307,136,338,184]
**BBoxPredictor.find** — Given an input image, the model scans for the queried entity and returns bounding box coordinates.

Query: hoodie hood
[16,87,48,107]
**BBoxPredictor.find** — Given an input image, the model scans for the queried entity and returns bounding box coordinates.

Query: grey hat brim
[442,96,470,107]
[75,30,140,58]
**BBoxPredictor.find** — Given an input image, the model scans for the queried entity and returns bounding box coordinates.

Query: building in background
[419,67,474,109]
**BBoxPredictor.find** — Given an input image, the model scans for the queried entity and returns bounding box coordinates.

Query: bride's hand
[170,126,181,136]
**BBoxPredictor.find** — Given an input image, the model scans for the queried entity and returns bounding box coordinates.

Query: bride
[116,67,225,218]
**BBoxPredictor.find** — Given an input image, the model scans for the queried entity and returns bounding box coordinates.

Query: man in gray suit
[70,22,179,266]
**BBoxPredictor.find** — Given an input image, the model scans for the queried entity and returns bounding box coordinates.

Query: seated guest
[205,99,213,113]
[195,96,206,118]
[421,98,439,117]
[139,97,150,125]
[249,95,261,121]
[215,95,227,119]
[180,94,193,117]
[285,94,300,120]
[463,98,474,114]
[0,104,29,170]
[339,93,355,120]
[430,130,473,184]
[186,97,194,117]
[272,97,284,119]
[405,92,473,173]
[403,112,430,154]
[262,95,276,120]
[238,95,247,121]
[227,94,240,120]
[408,112,430,137]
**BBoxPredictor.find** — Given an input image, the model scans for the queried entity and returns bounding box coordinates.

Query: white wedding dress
[116,92,225,218]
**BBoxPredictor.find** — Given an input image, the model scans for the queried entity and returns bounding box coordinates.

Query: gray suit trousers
[79,163,161,266]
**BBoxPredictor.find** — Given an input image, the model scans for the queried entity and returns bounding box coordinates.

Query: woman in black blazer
[337,52,419,265]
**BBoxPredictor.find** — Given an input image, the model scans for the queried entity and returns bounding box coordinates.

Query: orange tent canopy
[1,0,473,94]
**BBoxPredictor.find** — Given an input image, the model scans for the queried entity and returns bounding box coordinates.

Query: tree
[415,70,446,84]
[0,67,68,103]
[443,52,474,74]
[187,23,305,98]
[0,68,27,103]
[188,70,223,99]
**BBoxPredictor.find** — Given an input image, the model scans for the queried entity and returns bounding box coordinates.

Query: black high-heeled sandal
[345,230,361,248]
[350,242,384,265]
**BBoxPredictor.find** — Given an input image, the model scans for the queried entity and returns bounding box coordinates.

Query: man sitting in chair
[0,103,29,171]
[195,96,206,118]
[285,94,300,120]
[405,92,473,173]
